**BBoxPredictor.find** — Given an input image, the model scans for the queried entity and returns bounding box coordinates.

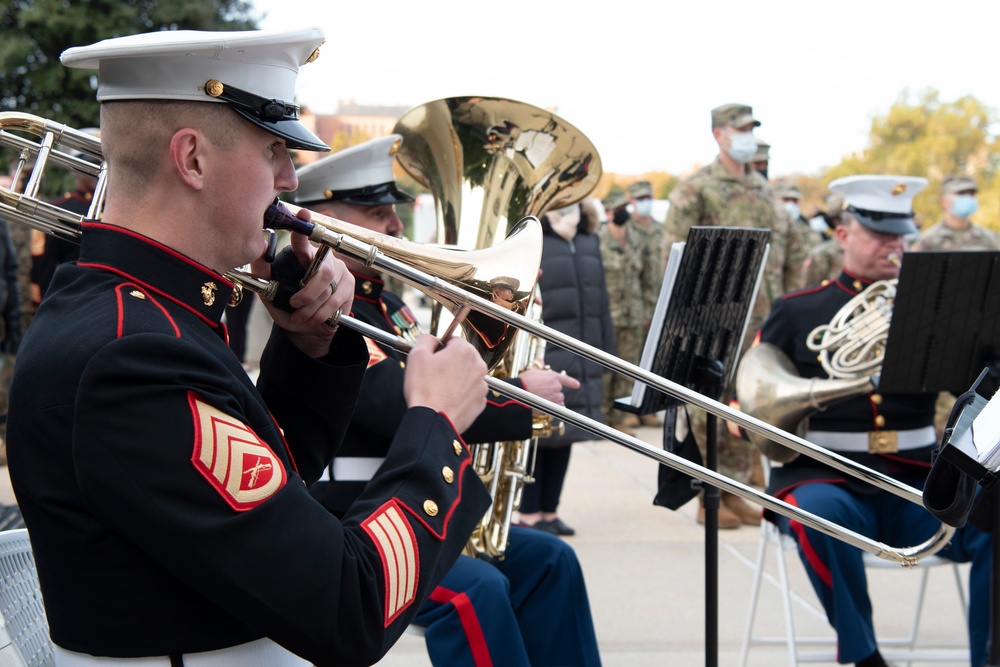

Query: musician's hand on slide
[404,335,488,433]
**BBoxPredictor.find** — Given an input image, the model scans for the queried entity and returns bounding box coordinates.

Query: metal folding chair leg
[740,522,969,666]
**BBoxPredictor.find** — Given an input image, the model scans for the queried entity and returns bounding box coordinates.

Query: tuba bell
[393,96,601,559]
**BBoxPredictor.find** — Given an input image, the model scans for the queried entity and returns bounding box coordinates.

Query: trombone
[0,111,953,566]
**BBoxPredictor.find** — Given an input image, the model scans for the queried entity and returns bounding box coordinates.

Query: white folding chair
[0,529,53,667]
[739,514,969,666]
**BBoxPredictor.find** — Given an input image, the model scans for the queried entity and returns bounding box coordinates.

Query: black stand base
[989,492,999,665]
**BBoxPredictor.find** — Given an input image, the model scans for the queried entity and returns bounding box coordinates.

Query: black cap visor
[231,108,329,152]
[301,181,414,207]
[209,81,328,152]
[847,205,918,236]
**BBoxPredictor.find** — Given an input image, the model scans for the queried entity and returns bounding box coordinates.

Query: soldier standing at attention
[664,103,807,527]
[625,180,664,427]
[774,179,825,250]
[911,174,1000,251]
[598,190,645,434]
[803,192,846,286]
[749,137,770,179]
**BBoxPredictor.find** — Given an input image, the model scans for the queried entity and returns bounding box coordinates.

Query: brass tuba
[393,97,601,559]
[736,278,894,462]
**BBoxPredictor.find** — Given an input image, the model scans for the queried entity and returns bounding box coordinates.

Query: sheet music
[972,389,1000,470]
[629,242,685,406]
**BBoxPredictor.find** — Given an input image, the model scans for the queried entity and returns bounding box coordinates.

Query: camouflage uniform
[910,222,1000,251]
[597,221,645,423]
[663,156,808,482]
[9,222,35,332]
[796,216,826,249]
[631,218,665,324]
[802,237,844,287]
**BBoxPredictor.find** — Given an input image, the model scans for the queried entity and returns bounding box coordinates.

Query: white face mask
[725,130,758,163]
[950,194,978,219]
[633,198,653,217]
[783,201,801,221]
[809,215,829,234]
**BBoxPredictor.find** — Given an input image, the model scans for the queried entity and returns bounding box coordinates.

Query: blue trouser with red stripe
[778,482,991,665]
[412,525,601,666]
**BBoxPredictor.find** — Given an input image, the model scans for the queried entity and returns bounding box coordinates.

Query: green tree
[1,0,257,130]
[1,0,257,195]
[824,89,1000,232]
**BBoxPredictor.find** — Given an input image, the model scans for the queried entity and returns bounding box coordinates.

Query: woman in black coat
[518,199,616,536]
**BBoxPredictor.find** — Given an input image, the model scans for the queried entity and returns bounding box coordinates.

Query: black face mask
[755,167,768,179]
[611,208,630,226]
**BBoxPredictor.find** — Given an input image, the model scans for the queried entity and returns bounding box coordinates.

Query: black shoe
[547,517,576,536]
[527,517,577,536]
[527,519,559,535]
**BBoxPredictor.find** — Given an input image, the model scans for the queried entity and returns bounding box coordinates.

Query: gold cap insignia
[201,282,218,307]
[204,80,224,98]
[305,45,321,64]
[362,280,373,295]
[323,189,334,200]
[389,137,402,156]
[892,183,907,195]
[130,290,146,300]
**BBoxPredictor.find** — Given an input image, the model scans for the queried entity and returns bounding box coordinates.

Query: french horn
[736,278,894,462]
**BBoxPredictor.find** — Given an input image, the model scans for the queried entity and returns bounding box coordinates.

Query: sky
[250,0,1000,179]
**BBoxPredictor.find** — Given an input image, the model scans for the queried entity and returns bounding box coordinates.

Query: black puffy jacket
[537,200,616,447]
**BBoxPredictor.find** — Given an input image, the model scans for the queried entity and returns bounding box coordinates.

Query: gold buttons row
[422,441,466,517]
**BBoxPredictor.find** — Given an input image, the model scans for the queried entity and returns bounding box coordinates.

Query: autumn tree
[824,90,1000,232]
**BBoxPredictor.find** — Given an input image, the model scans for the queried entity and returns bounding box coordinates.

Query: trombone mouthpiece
[887,253,901,267]
[263,198,314,237]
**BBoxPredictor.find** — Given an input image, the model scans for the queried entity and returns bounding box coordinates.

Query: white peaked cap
[829,174,927,235]
[61,27,328,151]
[295,135,413,206]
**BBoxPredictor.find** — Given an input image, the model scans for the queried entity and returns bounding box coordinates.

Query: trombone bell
[264,200,543,371]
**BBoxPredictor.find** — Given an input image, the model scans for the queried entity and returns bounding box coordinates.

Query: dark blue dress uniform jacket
[759,270,937,501]
[312,273,531,515]
[6,223,490,666]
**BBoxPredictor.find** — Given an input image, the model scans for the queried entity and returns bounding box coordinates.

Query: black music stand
[618,226,770,667]
[886,250,1000,664]
[879,251,1000,397]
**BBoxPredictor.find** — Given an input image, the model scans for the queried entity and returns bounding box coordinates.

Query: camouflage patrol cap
[752,137,770,162]
[711,103,761,129]
[627,181,653,199]
[602,190,628,210]
[940,174,978,195]
[825,192,845,214]
[773,180,801,200]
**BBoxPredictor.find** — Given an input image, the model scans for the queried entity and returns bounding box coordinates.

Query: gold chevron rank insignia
[364,336,389,368]
[189,394,287,511]
[362,500,419,626]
